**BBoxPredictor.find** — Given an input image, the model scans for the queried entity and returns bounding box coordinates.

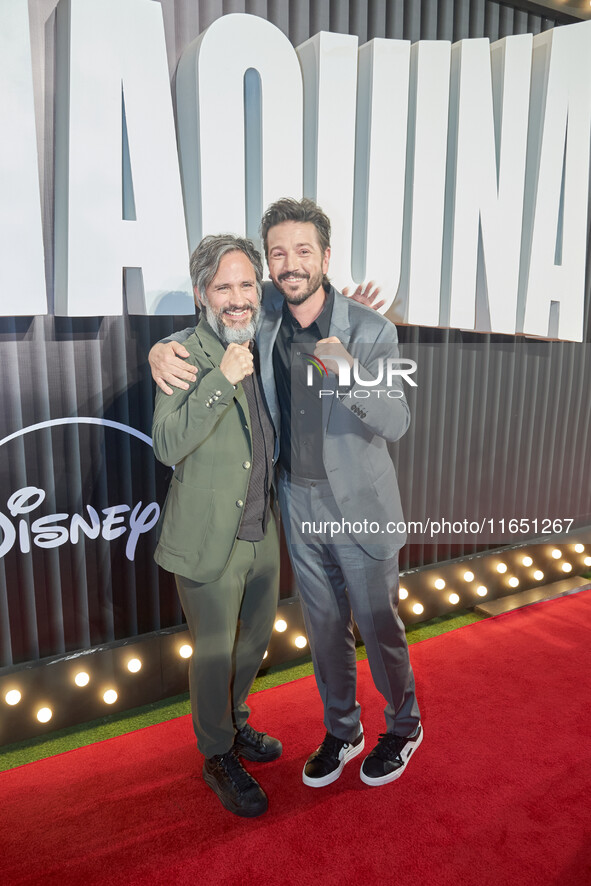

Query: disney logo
[0,486,159,561]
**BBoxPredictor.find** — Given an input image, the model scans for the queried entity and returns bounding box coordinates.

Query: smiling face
[199,250,260,344]
[266,221,330,306]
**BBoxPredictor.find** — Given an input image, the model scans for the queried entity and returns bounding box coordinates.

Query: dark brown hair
[260,197,331,258]
[260,198,331,289]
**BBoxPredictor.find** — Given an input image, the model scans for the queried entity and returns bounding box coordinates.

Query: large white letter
[402,40,451,327]
[176,14,303,251]
[0,0,47,315]
[54,0,191,316]
[298,33,409,306]
[354,39,410,318]
[519,21,591,342]
[297,32,358,292]
[442,35,532,334]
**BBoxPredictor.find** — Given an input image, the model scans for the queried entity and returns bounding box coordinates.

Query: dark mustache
[278,271,309,282]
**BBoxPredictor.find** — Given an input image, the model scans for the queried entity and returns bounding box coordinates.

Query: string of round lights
[2,539,589,741]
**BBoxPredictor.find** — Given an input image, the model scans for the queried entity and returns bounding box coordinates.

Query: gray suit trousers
[279,473,420,742]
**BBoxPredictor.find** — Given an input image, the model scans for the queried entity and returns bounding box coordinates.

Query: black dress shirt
[273,288,334,479]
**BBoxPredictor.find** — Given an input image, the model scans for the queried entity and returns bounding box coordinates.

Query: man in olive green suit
[152,234,281,819]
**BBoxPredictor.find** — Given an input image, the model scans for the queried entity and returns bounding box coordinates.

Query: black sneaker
[202,748,268,817]
[234,723,283,762]
[360,723,423,786]
[302,727,365,787]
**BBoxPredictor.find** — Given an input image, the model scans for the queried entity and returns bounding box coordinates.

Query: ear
[322,246,331,275]
[194,286,205,307]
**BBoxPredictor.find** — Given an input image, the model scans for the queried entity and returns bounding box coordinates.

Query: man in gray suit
[150,199,422,789]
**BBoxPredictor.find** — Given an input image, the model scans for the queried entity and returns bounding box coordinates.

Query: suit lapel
[322,290,352,431]
[256,284,283,436]
[253,285,353,439]
[193,318,251,433]
[193,317,226,365]
[328,290,352,345]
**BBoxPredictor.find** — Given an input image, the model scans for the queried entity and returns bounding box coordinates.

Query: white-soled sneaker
[303,728,365,787]
[360,723,423,786]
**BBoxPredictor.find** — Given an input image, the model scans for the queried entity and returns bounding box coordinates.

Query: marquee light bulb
[5,689,21,705]
[476,586,488,597]
[551,549,562,559]
[448,593,460,605]
[522,556,533,567]
[294,636,307,649]
[263,650,268,660]
[37,707,52,723]
[179,644,192,659]
[463,571,474,582]
[534,570,544,580]
[434,578,445,590]
[103,689,118,705]
[274,619,287,633]
[584,557,591,567]
[574,544,584,553]
[496,563,507,573]
[508,577,519,588]
[561,562,572,573]
[127,658,142,673]
[74,672,89,687]
[412,603,424,615]
[399,587,408,600]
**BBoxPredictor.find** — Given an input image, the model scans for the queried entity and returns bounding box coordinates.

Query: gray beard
[204,302,259,345]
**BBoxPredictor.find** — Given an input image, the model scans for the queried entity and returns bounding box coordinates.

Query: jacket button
[236,500,244,508]
[215,390,222,396]
[243,461,251,469]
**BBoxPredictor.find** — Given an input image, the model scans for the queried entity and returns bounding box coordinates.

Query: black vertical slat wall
[1,0,589,669]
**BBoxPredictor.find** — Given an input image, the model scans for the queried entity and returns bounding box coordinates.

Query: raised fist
[219,342,254,385]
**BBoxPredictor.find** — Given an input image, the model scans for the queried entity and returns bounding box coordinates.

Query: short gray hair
[189,234,263,305]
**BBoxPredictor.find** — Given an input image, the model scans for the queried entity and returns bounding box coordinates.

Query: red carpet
[2,591,591,886]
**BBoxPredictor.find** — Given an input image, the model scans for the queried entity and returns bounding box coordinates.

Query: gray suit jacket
[257,284,409,557]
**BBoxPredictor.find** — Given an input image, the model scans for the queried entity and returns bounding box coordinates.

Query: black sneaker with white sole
[360,723,423,786]
[302,728,365,787]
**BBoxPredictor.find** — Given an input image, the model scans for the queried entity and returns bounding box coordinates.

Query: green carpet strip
[0,610,483,772]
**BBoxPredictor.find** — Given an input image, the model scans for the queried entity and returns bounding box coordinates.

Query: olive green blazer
[152,318,258,583]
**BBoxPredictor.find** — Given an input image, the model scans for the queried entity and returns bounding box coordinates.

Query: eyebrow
[271,241,314,250]
[213,279,255,288]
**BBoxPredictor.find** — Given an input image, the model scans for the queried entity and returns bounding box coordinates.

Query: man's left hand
[342,281,385,311]
[314,337,354,375]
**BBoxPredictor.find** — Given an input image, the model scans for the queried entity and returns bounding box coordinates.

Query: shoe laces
[315,732,348,761]
[218,749,256,790]
[239,723,264,748]
[373,732,405,764]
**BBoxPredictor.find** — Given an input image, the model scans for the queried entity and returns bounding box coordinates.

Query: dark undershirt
[273,288,334,480]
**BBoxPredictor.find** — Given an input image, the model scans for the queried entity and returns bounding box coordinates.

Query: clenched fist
[314,337,354,375]
[220,342,254,385]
